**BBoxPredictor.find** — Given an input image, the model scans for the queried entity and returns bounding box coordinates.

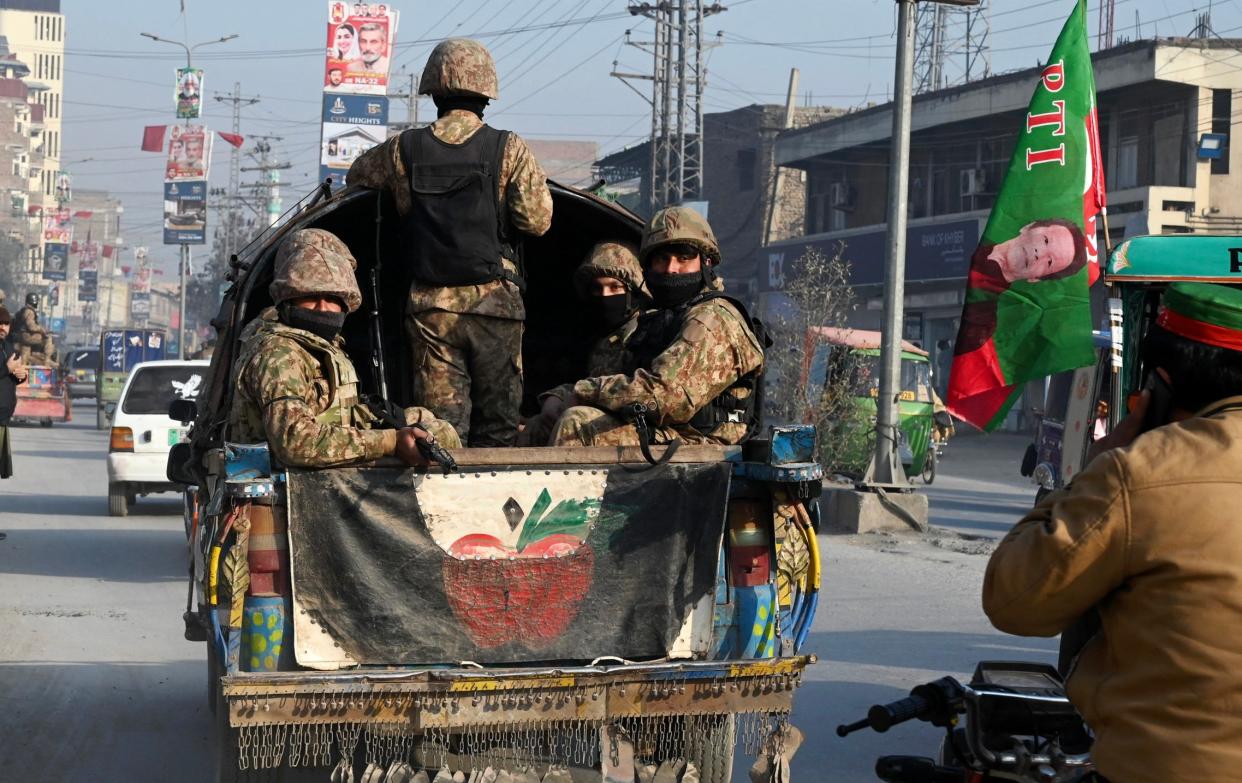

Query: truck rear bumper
[222,656,812,729]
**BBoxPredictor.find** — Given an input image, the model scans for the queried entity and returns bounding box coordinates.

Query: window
[122,365,208,415]
[1212,89,1232,175]
[736,148,756,191]
[1114,136,1138,189]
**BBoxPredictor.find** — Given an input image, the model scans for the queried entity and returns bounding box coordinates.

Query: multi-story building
[0,34,44,302]
[593,104,841,299]
[0,0,62,209]
[765,37,1242,429]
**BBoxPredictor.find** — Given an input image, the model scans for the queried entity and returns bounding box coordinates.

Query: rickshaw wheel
[921,448,937,484]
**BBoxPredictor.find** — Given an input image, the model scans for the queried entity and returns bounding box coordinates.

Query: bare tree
[765,245,863,476]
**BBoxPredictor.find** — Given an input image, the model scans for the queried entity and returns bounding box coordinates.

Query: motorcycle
[836,661,1094,782]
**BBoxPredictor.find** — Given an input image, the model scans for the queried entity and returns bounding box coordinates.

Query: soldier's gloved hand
[394,427,432,467]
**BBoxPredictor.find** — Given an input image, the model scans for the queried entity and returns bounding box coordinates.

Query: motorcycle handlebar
[836,693,931,736]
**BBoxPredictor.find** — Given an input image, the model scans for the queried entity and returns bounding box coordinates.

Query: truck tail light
[109,426,134,452]
[727,500,772,587]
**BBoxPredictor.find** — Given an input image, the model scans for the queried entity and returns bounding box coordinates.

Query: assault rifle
[363,395,458,476]
[364,195,456,476]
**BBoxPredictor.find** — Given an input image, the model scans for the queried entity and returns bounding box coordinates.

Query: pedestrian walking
[0,305,29,478]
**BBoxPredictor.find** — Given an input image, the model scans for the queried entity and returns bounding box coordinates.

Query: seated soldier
[520,239,650,445]
[547,206,765,447]
[229,228,459,468]
[12,293,55,364]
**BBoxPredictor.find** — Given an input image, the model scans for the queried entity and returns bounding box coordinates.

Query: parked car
[63,346,99,399]
[107,359,208,516]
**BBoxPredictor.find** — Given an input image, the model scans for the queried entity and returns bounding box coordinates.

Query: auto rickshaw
[1030,233,1242,496]
[802,327,936,481]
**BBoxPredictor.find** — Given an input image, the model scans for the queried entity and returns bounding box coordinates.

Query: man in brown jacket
[983,282,1242,783]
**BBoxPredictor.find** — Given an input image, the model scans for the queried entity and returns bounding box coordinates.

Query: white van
[106,359,209,516]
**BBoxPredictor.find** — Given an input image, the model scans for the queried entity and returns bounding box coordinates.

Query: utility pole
[387,70,420,133]
[213,83,260,262]
[867,0,980,489]
[613,2,724,213]
[240,136,291,227]
[762,68,799,247]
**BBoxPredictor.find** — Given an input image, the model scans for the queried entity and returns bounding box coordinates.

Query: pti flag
[946,0,1105,431]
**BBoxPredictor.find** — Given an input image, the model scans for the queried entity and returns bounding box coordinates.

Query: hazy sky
[59,0,1242,272]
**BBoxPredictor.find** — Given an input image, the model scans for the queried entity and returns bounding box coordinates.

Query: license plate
[168,429,187,446]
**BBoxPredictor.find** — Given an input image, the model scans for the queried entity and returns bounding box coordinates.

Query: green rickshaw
[803,327,937,482]
[1047,233,1242,489]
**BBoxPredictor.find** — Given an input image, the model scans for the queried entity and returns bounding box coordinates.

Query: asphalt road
[0,408,1052,781]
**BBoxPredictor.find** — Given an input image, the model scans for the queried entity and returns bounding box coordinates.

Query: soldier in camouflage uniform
[12,292,55,364]
[348,38,553,447]
[229,228,459,469]
[520,240,649,445]
[550,207,765,447]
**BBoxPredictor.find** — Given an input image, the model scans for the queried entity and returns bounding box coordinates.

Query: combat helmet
[572,240,650,304]
[639,206,721,267]
[24,292,38,308]
[269,228,362,313]
[419,39,499,100]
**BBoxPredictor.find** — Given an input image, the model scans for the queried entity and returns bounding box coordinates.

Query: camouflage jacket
[349,110,553,320]
[14,305,44,337]
[229,308,394,468]
[571,296,764,444]
[542,313,643,404]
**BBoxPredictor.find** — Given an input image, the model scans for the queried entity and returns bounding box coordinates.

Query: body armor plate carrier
[625,292,770,439]
[399,125,523,289]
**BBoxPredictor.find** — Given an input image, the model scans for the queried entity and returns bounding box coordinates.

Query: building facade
[0,0,62,208]
[593,103,841,298]
[765,38,1242,428]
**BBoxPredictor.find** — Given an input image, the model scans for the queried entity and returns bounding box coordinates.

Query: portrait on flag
[323,2,398,94]
[165,125,210,181]
[947,0,1104,431]
[176,67,204,119]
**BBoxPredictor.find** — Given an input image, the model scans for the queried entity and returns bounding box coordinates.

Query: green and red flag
[947,0,1105,430]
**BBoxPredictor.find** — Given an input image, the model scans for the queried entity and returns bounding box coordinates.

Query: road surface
[0,408,1052,781]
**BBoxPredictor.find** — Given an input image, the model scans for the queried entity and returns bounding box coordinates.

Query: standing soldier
[12,292,54,364]
[348,38,553,447]
[229,228,459,469]
[549,207,766,447]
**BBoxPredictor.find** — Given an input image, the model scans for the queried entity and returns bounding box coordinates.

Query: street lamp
[139,31,237,359]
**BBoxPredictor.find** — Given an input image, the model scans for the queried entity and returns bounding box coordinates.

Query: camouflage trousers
[403,405,463,449]
[550,405,728,447]
[406,309,522,447]
[14,332,52,362]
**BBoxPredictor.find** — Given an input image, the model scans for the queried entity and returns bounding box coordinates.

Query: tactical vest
[625,292,769,438]
[233,316,376,438]
[399,125,523,289]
